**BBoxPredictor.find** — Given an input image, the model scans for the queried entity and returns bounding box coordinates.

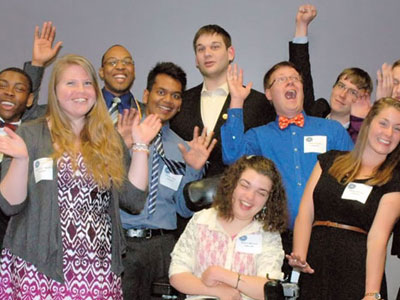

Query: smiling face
[0,71,33,122]
[99,45,135,96]
[231,168,272,223]
[329,77,360,116]
[364,106,400,160]
[195,33,234,81]
[265,66,304,118]
[56,64,96,125]
[143,73,182,123]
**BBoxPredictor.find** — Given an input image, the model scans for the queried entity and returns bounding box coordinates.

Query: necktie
[0,121,18,131]
[147,132,186,215]
[278,113,304,130]
[108,97,121,125]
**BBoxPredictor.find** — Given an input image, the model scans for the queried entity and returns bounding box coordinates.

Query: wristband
[132,143,149,153]
[364,292,382,299]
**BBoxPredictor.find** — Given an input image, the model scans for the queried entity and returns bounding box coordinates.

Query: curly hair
[212,155,288,232]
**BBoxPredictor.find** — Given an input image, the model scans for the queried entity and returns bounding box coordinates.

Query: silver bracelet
[131,143,149,153]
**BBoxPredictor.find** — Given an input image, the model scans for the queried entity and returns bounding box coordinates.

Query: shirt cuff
[292,36,308,44]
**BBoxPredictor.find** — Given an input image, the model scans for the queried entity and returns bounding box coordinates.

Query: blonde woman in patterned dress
[169,155,288,300]
[0,54,161,299]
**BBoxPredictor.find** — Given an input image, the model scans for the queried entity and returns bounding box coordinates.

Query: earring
[255,206,267,221]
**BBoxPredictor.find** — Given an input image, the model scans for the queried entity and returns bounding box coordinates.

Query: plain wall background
[1,0,399,298]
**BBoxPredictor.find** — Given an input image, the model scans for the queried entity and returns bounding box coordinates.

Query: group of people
[0,3,399,300]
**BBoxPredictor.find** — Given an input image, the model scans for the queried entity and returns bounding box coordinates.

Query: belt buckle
[146,229,152,239]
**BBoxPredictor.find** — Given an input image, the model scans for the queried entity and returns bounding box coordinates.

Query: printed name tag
[159,165,183,191]
[33,158,53,183]
[304,136,327,153]
[341,182,372,204]
[236,233,262,254]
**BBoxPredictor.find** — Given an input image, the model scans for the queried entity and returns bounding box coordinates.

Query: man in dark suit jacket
[170,24,276,176]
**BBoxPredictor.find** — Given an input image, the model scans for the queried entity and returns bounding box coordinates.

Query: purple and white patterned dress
[0,154,123,300]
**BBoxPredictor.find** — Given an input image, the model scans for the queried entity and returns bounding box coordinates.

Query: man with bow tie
[221,62,353,229]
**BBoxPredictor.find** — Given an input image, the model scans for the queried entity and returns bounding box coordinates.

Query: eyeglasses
[335,81,359,98]
[269,75,302,87]
[104,58,135,67]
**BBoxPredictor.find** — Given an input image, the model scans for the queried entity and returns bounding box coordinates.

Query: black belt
[123,228,173,239]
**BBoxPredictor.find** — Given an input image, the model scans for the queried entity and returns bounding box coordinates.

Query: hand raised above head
[32,21,63,67]
[376,63,393,100]
[178,126,217,170]
[227,64,252,109]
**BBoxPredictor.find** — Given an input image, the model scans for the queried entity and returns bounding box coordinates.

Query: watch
[365,292,382,299]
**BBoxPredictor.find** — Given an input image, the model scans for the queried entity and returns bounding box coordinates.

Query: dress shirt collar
[0,116,21,127]
[201,82,229,97]
[102,87,134,111]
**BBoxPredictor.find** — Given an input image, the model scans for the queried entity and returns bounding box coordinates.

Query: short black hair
[146,62,187,92]
[101,44,130,66]
[0,67,33,93]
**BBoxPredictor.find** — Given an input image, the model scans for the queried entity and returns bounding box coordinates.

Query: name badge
[341,182,372,204]
[159,165,183,191]
[304,136,327,153]
[33,158,53,183]
[235,233,262,254]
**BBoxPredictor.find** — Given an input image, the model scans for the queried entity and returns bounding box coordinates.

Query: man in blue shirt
[222,62,353,228]
[120,62,216,299]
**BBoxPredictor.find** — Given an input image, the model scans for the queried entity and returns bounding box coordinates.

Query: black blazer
[170,84,276,176]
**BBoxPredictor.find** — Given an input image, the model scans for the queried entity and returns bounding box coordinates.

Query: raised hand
[178,126,217,170]
[117,108,137,148]
[131,112,162,145]
[286,253,314,274]
[0,128,28,160]
[376,63,393,100]
[351,91,372,118]
[32,21,63,67]
[227,64,252,109]
[295,4,317,37]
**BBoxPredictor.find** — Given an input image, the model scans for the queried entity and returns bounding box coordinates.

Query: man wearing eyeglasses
[99,45,141,136]
[289,4,373,143]
[221,61,353,230]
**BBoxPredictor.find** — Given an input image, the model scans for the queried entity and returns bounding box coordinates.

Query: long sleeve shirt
[221,109,353,228]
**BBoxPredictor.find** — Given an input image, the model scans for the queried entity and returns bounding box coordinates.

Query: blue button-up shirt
[120,123,203,230]
[221,109,353,228]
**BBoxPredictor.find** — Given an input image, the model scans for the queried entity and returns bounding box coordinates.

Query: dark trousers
[121,233,176,300]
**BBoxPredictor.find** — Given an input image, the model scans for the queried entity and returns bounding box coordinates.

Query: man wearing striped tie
[120,62,216,300]
[98,44,141,143]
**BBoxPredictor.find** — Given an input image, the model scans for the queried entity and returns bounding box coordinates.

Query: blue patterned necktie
[147,132,186,215]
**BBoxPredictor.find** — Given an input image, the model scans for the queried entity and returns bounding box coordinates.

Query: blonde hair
[329,97,400,186]
[46,54,125,189]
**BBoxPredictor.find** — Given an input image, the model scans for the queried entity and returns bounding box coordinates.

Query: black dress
[299,150,400,300]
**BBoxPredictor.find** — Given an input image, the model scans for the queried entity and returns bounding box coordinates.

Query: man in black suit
[170,24,276,176]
